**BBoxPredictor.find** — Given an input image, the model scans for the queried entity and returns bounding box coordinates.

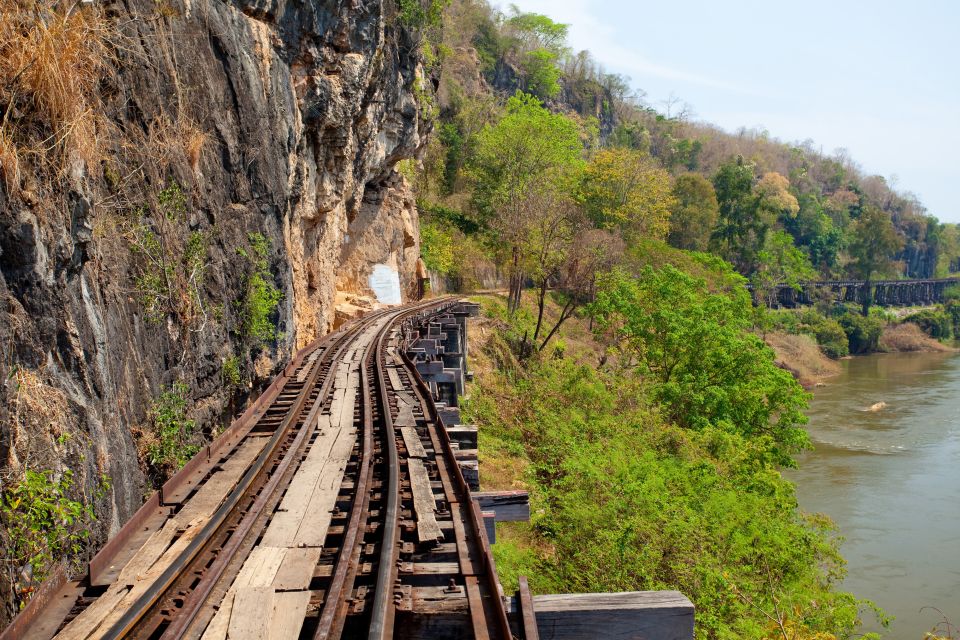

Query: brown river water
[789,350,960,639]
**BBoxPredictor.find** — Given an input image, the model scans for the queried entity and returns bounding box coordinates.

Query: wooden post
[508,591,694,640]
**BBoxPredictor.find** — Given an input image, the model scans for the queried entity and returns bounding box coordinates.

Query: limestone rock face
[0,0,430,619]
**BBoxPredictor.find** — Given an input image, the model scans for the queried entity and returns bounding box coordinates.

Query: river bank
[789,349,960,638]
[768,322,957,389]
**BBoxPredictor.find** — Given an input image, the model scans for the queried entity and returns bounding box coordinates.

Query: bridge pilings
[759,278,959,308]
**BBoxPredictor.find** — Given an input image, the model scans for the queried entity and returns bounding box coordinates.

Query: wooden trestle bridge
[755,277,959,308]
[2,298,694,640]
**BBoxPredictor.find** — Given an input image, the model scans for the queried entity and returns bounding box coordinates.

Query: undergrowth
[236,233,282,348]
[127,182,209,329]
[141,381,199,480]
[1,469,94,606]
[0,1,111,192]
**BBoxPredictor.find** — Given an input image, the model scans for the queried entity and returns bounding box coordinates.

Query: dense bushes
[467,282,879,638]
[947,300,960,337]
[838,313,884,354]
[812,317,850,358]
[902,308,952,339]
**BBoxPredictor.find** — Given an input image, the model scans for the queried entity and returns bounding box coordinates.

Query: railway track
[5,298,520,640]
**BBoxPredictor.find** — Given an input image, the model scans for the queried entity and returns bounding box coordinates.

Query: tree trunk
[539,298,576,351]
[508,245,522,314]
[533,279,548,342]
[861,277,873,316]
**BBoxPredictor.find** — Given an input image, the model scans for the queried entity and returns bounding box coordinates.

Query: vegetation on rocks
[141,382,200,481]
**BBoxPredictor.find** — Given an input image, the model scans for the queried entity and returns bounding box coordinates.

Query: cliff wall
[0,0,432,620]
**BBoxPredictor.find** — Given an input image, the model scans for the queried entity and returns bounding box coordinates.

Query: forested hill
[414,0,960,283]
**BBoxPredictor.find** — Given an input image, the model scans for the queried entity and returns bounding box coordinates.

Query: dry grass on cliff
[2,367,72,479]
[765,332,841,389]
[0,2,111,189]
[879,322,957,353]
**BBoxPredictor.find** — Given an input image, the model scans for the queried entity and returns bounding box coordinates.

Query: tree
[588,265,810,464]
[505,7,569,53]
[751,231,816,309]
[520,48,561,99]
[667,173,719,251]
[847,206,904,315]
[756,172,800,222]
[469,92,584,313]
[535,227,623,352]
[578,148,675,240]
[710,157,766,273]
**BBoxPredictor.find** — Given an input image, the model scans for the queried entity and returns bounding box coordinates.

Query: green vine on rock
[1,469,94,607]
[236,233,282,348]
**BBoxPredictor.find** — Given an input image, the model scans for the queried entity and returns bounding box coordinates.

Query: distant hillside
[419,0,959,281]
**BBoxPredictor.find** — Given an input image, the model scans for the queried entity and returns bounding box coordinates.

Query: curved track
[6,299,517,640]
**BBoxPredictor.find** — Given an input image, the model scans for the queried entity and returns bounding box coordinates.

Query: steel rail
[399,345,514,640]
[311,297,454,640]
[156,312,386,640]
[311,315,383,640]
[100,309,396,640]
[366,312,403,640]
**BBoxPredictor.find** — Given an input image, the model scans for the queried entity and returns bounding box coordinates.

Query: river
[790,350,960,639]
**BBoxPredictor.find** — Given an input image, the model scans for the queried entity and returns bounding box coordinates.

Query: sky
[505,0,960,223]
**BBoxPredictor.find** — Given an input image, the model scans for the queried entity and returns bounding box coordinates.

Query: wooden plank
[92,517,208,635]
[395,403,417,427]
[228,587,273,640]
[472,491,530,522]
[401,427,427,458]
[53,584,131,640]
[269,590,311,640]
[272,547,322,590]
[199,591,234,640]
[518,576,539,640]
[506,591,695,640]
[55,439,266,640]
[408,459,443,544]
[261,422,354,548]
[293,425,357,547]
[232,546,286,589]
[260,419,345,547]
[387,366,404,392]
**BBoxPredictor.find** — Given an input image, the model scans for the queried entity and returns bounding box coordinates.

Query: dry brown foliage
[0,1,111,189]
[764,332,841,389]
[879,322,956,353]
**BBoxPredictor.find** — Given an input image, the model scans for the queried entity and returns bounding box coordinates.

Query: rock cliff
[0,0,432,620]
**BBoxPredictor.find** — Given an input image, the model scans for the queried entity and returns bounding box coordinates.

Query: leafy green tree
[588,265,810,464]
[578,147,675,240]
[752,231,816,308]
[469,91,583,312]
[667,173,719,251]
[846,206,904,314]
[505,6,569,52]
[521,48,562,99]
[710,157,766,273]
[419,219,456,274]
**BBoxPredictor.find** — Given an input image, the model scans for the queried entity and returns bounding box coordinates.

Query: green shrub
[128,182,208,326]
[420,219,455,274]
[902,308,952,339]
[146,382,199,473]
[946,300,960,337]
[1,469,93,588]
[839,313,883,354]
[221,356,241,387]
[237,233,282,347]
[812,317,850,358]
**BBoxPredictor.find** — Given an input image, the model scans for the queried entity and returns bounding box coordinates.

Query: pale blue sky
[506,0,960,223]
